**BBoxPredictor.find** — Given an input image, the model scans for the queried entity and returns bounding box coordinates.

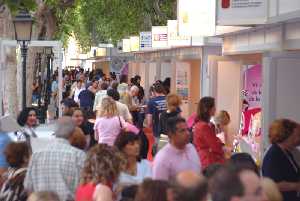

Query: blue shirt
[147,96,166,137]
[0,132,12,168]
[78,89,95,108]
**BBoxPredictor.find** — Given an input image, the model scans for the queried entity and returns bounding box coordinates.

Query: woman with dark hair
[193,97,225,170]
[17,107,38,141]
[0,142,30,201]
[114,132,152,187]
[262,119,300,201]
[71,108,96,149]
[134,179,169,201]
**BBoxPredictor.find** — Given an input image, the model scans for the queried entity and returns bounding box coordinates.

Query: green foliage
[4,0,176,52]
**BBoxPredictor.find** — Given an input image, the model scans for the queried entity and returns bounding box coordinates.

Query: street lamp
[44,47,53,110]
[13,10,33,110]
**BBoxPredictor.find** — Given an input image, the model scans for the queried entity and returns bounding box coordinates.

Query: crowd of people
[0,68,299,201]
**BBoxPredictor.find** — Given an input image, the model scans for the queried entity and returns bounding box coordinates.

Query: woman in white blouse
[114,132,152,187]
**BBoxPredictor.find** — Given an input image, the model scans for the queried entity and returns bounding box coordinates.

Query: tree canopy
[4,0,176,52]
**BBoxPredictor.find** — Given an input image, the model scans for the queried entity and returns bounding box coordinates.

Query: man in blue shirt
[147,83,167,154]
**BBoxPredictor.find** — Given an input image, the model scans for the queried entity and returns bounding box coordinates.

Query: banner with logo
[217,0,267,25]
[152,26,168,48]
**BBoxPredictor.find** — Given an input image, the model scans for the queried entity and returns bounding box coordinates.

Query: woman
[115,132,152,187]
[159,94,182,135]
[75,144,125,201]
[0,142,30,201]
[71,108,95,148]
[193,97,225,170]
[17,107,38,141]
[134,179,169,201]
[94,97,126,146]
[214,110,231,146]
[262,119,300,201]
[69,127,87,150]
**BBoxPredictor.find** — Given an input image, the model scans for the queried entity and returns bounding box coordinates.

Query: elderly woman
[262,119,300,201]
[75,144,125,201]
[17,107,38,141]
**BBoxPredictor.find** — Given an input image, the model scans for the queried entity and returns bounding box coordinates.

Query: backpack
[0,168,27,201]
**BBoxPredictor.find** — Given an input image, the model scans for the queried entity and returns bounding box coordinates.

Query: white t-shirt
[74,87,84,103]
[116,101,132,122]
[119,160,152,186]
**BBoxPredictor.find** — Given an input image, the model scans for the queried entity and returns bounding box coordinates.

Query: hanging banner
[140,32,152,50]
[244,64,262,108]
[178,0,216,36]
[152,26,168,48]
[168,20,191,47]
[217,0,267,25]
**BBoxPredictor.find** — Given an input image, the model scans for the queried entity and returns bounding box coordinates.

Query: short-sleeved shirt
[78,89,95,108]
[119,160,152,186]
[152,143,201,181]
[159,111,180,135]
[147,96,166,137]
[262,144,300,201]
[0,133,11,168]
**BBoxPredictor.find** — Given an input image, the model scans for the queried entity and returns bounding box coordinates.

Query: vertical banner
[176,62,190,118]
[152,26,168,48]
[122,39,131,53]
[244,64,262,108]
[140,32,152,50]
[130,36,140,52]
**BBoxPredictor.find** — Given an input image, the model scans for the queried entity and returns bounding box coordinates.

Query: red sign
[222,0,230,8]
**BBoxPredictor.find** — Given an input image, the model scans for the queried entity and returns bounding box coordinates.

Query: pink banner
[244,64,262,108]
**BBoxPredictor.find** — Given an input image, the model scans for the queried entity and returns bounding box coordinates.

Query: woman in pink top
[94,97,126,146]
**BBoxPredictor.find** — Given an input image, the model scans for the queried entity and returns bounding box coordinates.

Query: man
[147,83,167,154]
[211,167,264,201]
[93,82,109,111]
[103,89,132,123]
[133,75,145,102]
[61,98,79,116]
[170,171,208,201]
[152,117,201,180]
[78,79,98,113]
[24,117,86,201]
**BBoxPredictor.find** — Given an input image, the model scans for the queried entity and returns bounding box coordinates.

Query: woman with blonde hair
[214,110,231,146]
[261,178,283,201]
[159,93,182,135]
[94,97,126,146]
[75,144,126,201]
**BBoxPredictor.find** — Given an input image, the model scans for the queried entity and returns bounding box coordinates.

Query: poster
[217,0,267,25]
[140,32,152,50]
[244,64,262,108]
[130,36,140,52]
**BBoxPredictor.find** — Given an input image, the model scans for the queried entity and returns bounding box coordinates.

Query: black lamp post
[13,10,33,110]
[44,47,53,110]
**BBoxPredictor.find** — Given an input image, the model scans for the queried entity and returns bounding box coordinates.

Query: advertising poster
[130,36,140,52]
[244,64,262,108]
[217,0,267,25]
[152,26,168,48]
[122,39,131,53]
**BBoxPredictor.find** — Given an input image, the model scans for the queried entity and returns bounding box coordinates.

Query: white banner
[140,32,152,50]
[168,20,191,47]
[122,39,131,53]
[217,0,267,25]
[178,0,216,37]
[152,26,168,48]
[130,36,140,52]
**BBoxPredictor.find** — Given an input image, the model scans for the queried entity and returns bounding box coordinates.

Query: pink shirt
[94,116,126,146]
[152,143,201,180]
